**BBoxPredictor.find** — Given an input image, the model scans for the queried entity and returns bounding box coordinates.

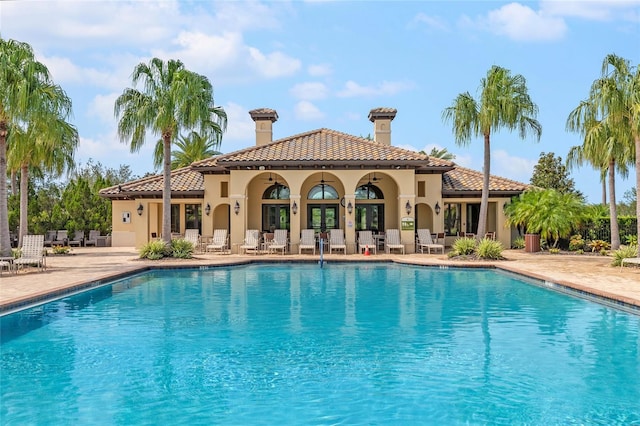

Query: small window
[417,181,425,198]
[263,184,290,200]
[220,181,228,198]
[308,184,339,200]
[355,184,383,200]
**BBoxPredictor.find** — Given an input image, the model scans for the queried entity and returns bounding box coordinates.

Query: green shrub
[625,235,638,246]
[576,249,584,255]
[476,238,504,260]
[612,245,639,267]
[451,237,477,256]
[139,240,171,260]
[548,247,561,254]
[569,234,585,251]
[512,236,525,249]
[588,239,610,252]
[52,245,72,255]
[171,238,194,259]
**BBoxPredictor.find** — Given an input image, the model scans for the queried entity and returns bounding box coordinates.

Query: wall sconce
[205,203,211,216]
[405,200,412,215]
[347,201,353,215]
[234,201,240,215]
[292,201,298,215]
[435,202,441,215]
[137,203,143,216]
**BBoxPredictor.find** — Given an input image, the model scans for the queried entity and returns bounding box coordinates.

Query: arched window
[263,184,290,200]
[308,184,339,200]
[355,184,383,199]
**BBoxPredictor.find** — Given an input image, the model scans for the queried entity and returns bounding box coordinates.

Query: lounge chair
[269,229,288,255]
[68,230,85,247]
[329,229,347,254]
[53,230,68,246]
[184,229,201,253]
[299,229,316,255]
[0,259,13,275]
[358,230,377,254]
[14,234,46,271]
[85,230,100,247]
[239,229,260,254]
[385,229,405,254]
[206,229,229,254]
[43,230,57,247]
[416,228,444,254]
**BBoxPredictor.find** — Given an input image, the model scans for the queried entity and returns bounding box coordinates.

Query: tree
[530,152,578,195]
[442,65,542,239]
[152,130,223,170]
[0,38,76,253]
[566,54,637,251]
[505,189,587,248]
[115,58,227,243]
[419,147,456,161]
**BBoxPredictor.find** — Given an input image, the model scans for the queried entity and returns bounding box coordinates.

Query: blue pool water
[1,263,639,425]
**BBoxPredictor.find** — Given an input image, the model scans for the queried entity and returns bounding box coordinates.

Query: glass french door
[355,204,384,232]
[308,205,338,232]
[262,204,290,231]
[466,203,480,234]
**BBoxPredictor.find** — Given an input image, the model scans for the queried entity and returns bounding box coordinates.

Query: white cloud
[222,102,255,148]
[308,64,332,77]
[88,93,119,124]
[247,48,302,78]
[290,82,328,100]
[540,0,640,22]
[411,13,449,31]
[492,150,536,183]
[336,80,414,98]
[294,101,325,120]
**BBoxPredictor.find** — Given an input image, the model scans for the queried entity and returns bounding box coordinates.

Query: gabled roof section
[442,166,529,197]
[99,167,204,199]
[191,128,454,172]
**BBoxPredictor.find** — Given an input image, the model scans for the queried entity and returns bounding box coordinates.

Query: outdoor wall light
[405,200,412,215]
[292,201,298,215]
[137,203,143,216]
[347,201,353,215]
[205,203,211,216]
[234,201,240,215]
[435,201,441,215]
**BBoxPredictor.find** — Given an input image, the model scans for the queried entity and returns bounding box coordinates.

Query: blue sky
[2,0,638,203]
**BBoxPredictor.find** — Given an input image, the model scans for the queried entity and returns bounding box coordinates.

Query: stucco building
[100,107,528,252]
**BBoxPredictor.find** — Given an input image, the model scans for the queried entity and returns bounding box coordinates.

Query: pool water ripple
[1,263,639,425]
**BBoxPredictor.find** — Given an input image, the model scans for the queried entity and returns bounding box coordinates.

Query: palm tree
[114,58,227,243]
[442,65,542,239]
[566,54,637,251]
[8,116,78,246]
[0,39,75,255]
[152,129,224,170]
[419,147,456,161]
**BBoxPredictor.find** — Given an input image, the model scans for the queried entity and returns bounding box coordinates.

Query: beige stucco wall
[110,200,139,247]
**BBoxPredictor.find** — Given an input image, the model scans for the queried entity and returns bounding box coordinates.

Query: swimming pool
[1,263,639,424]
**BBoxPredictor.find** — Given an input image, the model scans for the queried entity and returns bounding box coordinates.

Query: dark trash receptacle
[525,234,540,253]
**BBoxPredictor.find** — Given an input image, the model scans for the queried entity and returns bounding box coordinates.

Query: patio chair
[68,230,85,247]
[384,229,405,254]
[416,228,444,254]
[358,230,377,255]
[14,234,46,271]
[329,229,347,254]
[206,229,229,254]
[269,229,288,255]
[239,229,260,254]
[484,232,496,240]
[184,229,201,253]
[0,259,13,276]
[299,229,316,255]
[43,230,57,247]
[85,230,100,247]
[53,230,68,246]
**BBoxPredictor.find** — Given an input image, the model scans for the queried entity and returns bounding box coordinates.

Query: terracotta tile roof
[442,166,529,195]
[99,167,204,199]
[192,128,452,170]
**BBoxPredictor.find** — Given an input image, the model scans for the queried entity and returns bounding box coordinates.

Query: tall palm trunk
[636,136,640,258]
[477,133,490,239]
[162,131,172,244]
[19,164,29,248]
[0,122,11,256]
[601,177,606,206]
[607,158,620,250]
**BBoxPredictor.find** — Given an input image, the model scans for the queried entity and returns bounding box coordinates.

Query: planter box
[525,234,540,253]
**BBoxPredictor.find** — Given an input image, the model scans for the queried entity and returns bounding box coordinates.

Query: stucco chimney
[368,107,397,145]
[249,108,279,146]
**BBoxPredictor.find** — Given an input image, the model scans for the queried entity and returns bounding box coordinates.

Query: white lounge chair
[416,228,444,254]
[385,229,405,254]
[43,230,57,247]
[68,230,85,247]
[14,234,46,271]
[84,230,100,247]
[329,229,347,254]
[358,230,377,254]
[184,229,201,253]
[269,229,288,255]
[239,230,260,254]
[299,229,316,255]
[206,229,229,254]
[53,230,68,246]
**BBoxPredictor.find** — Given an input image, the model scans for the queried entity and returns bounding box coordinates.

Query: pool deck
[1,247,638,313]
